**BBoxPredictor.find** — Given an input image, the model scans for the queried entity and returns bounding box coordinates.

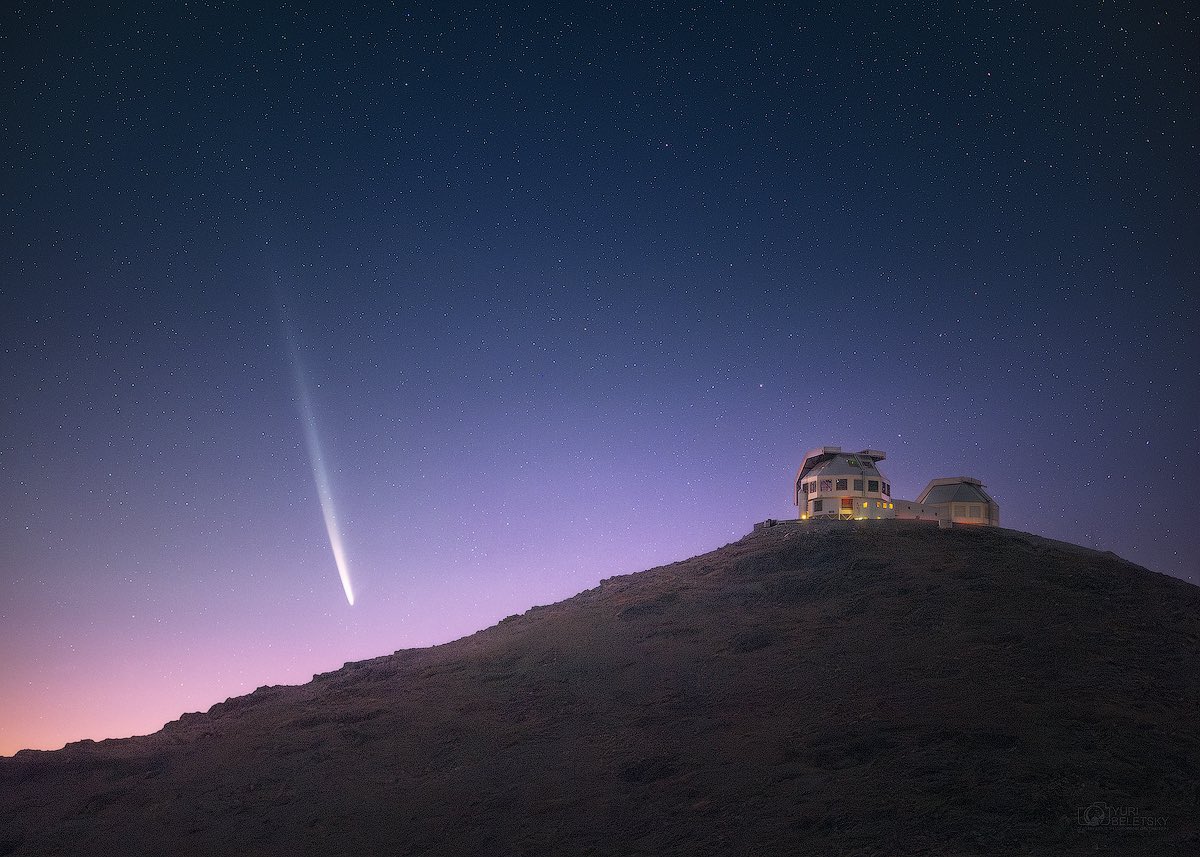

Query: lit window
[841,498,853,509]
[835,479,848,491]
[853,479,864,491]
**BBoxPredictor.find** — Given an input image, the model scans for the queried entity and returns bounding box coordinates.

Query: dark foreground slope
[2,521,1198,856]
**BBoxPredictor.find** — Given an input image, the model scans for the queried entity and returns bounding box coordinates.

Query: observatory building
[795,446,999,526]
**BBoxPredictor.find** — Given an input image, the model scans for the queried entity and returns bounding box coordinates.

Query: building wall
[893,500,997,525]
[893,501,941,522]
[797,468,896,520]
[801,493,896,520]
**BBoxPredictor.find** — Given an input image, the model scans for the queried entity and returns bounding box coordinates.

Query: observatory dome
[916,477,1000,526]
[794,447,895,521]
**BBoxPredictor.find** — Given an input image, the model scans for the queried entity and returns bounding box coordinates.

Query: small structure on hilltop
[909,477,1000,526]
[794,446,999,526]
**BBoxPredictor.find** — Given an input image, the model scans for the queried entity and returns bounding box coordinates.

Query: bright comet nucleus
[282,314,356,606]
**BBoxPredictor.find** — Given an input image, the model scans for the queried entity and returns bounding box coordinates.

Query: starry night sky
[2,2,1197,755]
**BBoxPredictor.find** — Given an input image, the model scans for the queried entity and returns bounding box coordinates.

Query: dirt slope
[2,520,1197,856]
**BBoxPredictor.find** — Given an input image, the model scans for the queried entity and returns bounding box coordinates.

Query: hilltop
[1,520,1197,856]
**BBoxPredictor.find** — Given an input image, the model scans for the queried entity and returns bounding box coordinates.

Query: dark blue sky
[2,1,1197,753]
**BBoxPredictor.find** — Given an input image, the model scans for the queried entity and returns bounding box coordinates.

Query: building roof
[916,477,996,506]
[805,456,883,478]
[797,447,888,482]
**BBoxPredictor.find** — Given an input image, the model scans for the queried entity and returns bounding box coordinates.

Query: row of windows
[804,500,988,519]
[800,478,891,495]
[810,499,895,512]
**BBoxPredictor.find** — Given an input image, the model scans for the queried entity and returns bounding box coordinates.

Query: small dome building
[915,477,1000,526]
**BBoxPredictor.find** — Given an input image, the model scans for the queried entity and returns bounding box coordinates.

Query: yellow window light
[862,501,868,508]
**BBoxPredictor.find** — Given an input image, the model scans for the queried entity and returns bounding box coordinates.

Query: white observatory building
[794,446,999,526]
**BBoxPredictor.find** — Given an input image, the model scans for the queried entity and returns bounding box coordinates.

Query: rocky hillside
[2,520,1197,856]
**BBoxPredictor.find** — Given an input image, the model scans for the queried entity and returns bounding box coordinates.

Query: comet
[281,310,356,606]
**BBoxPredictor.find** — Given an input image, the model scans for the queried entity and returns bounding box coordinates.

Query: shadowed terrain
[2,520,1197,856]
